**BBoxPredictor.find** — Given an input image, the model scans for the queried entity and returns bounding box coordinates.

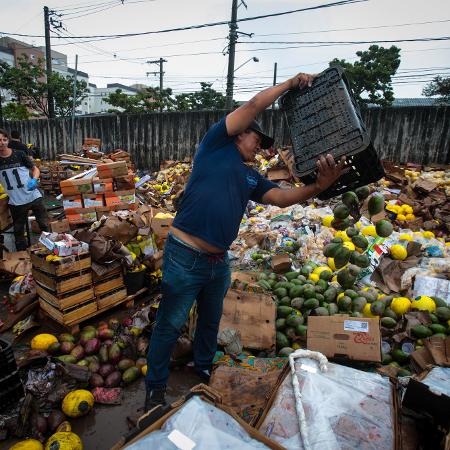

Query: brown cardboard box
[50,219,70,233]
[83,193,105,208]
[271,254,291,273]
[60,174,94,196]
[62,195,83,212]
[219,289,276,350]
[267,167,291,181]
[151,215,173,239]
[66,207,97,225]
[307,315,382,362]
[97,161,128,179]
[104,190,135,207]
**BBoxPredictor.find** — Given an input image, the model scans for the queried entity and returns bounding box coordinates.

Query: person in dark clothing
[8,131,29,153]
[144,72,346,411]
[0,129,48,250]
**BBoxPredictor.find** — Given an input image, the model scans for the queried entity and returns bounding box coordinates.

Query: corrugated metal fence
[5,106,449,170]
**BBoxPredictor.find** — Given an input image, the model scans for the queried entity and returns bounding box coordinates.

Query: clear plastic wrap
[421,367,450,397]
[126,396,269,449]
[260,357,395,450]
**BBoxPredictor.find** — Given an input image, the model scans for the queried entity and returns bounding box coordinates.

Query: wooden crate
[32,268,92,295]
[97,287,128,310]
[31,251,91,276]
[94,272,125,296]
[37,284,95,310]
[39,298,97,326]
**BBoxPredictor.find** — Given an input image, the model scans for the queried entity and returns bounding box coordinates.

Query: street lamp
[234,57,259,73]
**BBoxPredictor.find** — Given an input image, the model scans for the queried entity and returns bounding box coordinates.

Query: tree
[2,102,30,120]
[330,45,401,106]
[0,56,88,118]
[104,86,175,113]
[175,82,235,111]
[422,76,450,103]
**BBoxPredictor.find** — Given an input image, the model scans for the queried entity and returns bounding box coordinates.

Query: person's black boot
[194,369,211,384]
[144,386,167,412]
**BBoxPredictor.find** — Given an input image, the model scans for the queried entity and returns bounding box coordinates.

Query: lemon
[405,213,416,221]
[337,292,345,301]
[411,296,436,313]
[327,257,337,271]
[390,244,407,260]
[399,234,413,241]
[422,231,435,239]
[308,273,319,283]
[397,214,406,221]
[391,297,411,315]
[335,230,351,242]
[343,241,356,252]
[322,215,334,227]
[402,204,413,214]
[363,303,378,318]
[362,226,377,237]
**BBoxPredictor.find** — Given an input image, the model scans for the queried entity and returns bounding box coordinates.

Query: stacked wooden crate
[40,164,71,195]
[32,249,96,327]
[92,267,127,311]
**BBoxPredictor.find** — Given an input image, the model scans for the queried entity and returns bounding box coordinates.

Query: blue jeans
[146,233,231,389]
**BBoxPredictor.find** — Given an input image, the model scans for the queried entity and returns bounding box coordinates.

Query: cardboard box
[267,167,291,181]
[97,161,128,179]
[93,177,113,194]
[66,207,97,225]
[218,289,276,350]
[83,193,105,208]
[62,195,83,212]
[151,215,173,239]
[50,219,70,233]
[114,175,135,190]
[104,190,136,207]
[271,254,291,273]
[307,315,382,362]
[60,174,93,196]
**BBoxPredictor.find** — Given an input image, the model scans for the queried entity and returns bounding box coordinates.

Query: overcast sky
[2,0,450,100]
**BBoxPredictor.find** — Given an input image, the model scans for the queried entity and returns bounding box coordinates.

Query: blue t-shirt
[173,117,277,250]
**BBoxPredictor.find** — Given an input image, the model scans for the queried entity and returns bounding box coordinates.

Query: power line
[1,0,367,40]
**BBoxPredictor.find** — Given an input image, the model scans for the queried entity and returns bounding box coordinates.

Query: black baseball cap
[248,120,274,149]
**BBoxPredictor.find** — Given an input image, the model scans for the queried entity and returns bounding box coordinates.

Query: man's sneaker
[194,369,211,384]
[144,386,167,412]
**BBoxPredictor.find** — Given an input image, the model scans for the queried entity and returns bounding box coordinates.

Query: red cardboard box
[93,177,113,194]
[104,190,135,207]
[83,194,105,208]
[50,219,70,233]
[66,207,97,225]
[62,195,83,213]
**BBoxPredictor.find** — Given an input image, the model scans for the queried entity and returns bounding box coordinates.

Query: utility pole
[225,0,238,110]
[147,58,167,112]
[272,62,278,110]
[71,55,78,154]
[44,6,55,118]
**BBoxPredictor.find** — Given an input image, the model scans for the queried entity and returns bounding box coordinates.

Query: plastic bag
[9,272,36,297]
[260,356,395,450]
[127,396,269,449]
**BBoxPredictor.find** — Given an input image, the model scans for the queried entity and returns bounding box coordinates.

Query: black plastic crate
[280,65,371,178]
[300,143,385,200]
[0,338,18,380]
[0,370,24,411]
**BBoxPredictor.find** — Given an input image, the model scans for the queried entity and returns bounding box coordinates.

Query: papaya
[286,314,304,328]
[296,324,308,337]
[381,317,397,329]
[274,281,291,290]
[358,289,378,303]
[352,253,370,268]
[304,298,320,309]
[315,293,325,305]
[319,270,332,281]
[345,227,358,238]
[327,303,339,315]
[122,366,140,383]
[334,247,351,269]
[429,324,447,334]
[351,311,363,317]
[379,295,394,307]
[285,327,296,340]
[432,297,448,308]
[291,298,304,310]
[352,296,367,313]
[355,185,370,200]
[323,243,341,258]
[344,289,358,300]
[411,325,433,339]
[430,313,439,324]
[289,286,304,299]
[331,217,350,231]
[337,269,356,289]
[375,220,393,238]
[285,271,299,281]
[331,237,343,244]
[432,333,447,338]
[314,307,329,316]
[436,306,450,322]
[290,279,304,286]
[278,347,294,357]
[275,318,286,330]
[348,264,361,277]
[279,296,292,307]
[301,265,314,276]
[342,191,359,208]
[276,331,290,348]
[274,288,288,299]
[392,349,409,364]
[302,286,316,300]
[368,193,384,216]
[297,275,307,283]
[383,307,398,320]
[351,234,369,250]
[337,295,352,311]
[277,306,294,318]
[397,368,412,377]
[258,280,271,291]
[323,287,337,303]
[382,353,393,365]
[57,355,77,364]
[333,203,350,220]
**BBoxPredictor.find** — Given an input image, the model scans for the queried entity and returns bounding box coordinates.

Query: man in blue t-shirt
[145,72,345,411]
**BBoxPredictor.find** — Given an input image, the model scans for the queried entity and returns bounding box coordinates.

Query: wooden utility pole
[225,0,238,110]
[44,6,55,118]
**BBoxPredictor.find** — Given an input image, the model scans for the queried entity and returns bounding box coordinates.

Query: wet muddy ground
[1,284,199,449]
